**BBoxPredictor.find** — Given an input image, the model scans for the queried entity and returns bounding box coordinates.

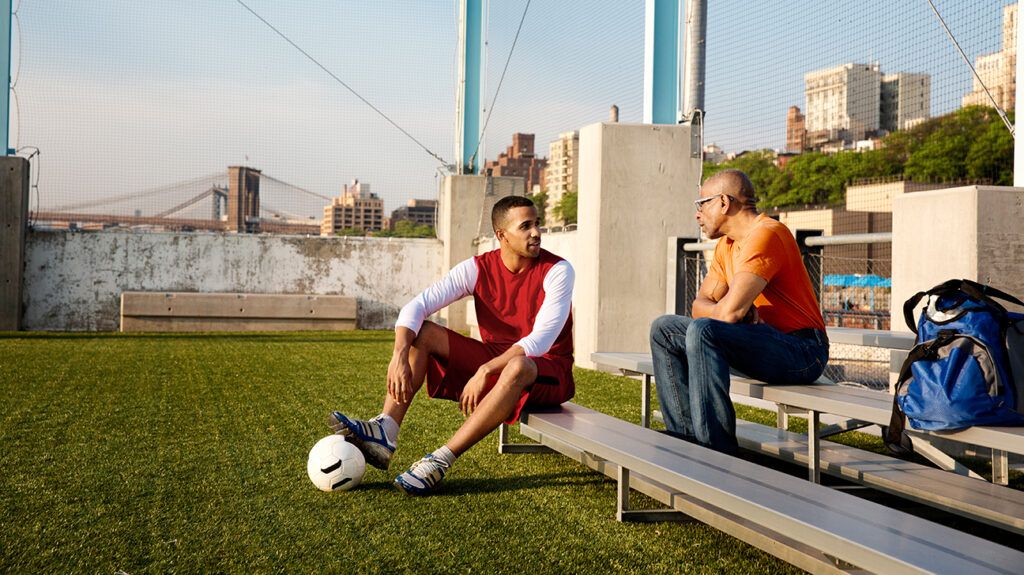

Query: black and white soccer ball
[307,435,366,492]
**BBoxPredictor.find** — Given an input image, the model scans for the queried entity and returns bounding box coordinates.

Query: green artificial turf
[0,331,801,574]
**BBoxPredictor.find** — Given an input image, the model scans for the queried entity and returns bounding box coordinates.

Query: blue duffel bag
[886,279,1024,454]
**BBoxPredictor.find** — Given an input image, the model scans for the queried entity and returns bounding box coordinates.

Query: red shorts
[426,329,575,423]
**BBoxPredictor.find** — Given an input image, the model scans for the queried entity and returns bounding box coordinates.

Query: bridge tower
[227,166,261,233]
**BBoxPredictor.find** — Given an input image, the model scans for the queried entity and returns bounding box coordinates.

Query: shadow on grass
[436,470,605,496]
[349,471,603,496]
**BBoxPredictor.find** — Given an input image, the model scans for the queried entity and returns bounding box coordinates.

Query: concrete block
[892,186,1024,331]
[120,292,357,332]
[575,122,702,368]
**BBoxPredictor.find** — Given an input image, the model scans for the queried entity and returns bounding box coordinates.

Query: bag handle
[902,279,1024,334]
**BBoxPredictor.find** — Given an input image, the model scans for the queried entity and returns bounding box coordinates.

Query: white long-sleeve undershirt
[395,257,574,357]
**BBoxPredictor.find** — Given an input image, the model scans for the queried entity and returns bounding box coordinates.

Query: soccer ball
[307,435,366,492]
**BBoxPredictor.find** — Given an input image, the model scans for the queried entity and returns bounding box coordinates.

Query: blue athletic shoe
[394,454,449,495]
[326,412,395,470]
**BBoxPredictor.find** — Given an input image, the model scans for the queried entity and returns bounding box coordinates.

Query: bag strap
[885,393,913,455]
[956,278,1024,310]
[902,279,1024,334]
[884,336,954,454]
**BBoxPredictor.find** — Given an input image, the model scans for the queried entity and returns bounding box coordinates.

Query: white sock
[431,445,457,468]
[375,414,399,444]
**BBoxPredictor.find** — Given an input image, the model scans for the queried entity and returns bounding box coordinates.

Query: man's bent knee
[413,321,448,354]
[500,356,537,390]
[684,317,720,351]
[651,314,691,347]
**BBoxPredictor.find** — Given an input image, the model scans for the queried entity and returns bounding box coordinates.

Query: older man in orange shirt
[650,169,829,454]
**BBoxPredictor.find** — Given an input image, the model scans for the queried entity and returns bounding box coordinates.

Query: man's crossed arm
[691,271,767,324]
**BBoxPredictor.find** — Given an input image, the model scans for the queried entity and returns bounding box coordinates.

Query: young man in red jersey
[328,195,575,495]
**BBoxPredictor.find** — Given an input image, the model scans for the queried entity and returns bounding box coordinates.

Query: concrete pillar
[437,175,523,331]
[575,122,702,368]
[0,156,29,330]
[892,186,1024,332]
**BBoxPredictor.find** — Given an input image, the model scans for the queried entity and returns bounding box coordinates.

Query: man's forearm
[393,326,416,354]
[691,296,718,319]
[691,296,751,323]
[478,345,526,377]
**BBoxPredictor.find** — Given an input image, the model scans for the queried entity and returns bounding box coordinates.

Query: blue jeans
[649,315,829,454]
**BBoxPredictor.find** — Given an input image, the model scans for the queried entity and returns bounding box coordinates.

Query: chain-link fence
[18,2,1012,237]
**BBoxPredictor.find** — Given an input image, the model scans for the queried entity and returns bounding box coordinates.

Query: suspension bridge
[32,169,330,235]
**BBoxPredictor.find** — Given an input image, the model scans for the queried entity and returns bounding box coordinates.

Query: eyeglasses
[694,194,725,212]
[694,193,750,212]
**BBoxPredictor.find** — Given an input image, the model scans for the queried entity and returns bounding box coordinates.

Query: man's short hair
[708,169,757,208]
[491,195,535,232]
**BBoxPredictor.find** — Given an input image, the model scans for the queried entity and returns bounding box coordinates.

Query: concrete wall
[23,230,443,331]
[892,186,1024,331]
[575,122,702,368]
[845,180,946,213]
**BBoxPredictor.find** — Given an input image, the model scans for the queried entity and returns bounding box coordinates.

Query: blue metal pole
[644,0,680,124]
[0,0,10,154]
[461,0,482,173]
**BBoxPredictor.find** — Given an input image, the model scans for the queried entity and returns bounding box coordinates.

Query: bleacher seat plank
[737,420,1024,535]
[731,376,1024,453]
[523,403,1024,575]
[826,327,915,350]
[120,292,357,332]
[519,423,873,575]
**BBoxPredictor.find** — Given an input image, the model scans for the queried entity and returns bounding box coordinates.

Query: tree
[965,111,1014,185]
[374,220,435,238]
[528,190,549,227]
[903,106,1009,183]
[702,150,781,208]
[554,191,577,225]
[335,228,366,237]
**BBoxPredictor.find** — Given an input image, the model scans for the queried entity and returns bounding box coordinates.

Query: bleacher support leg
[907,433,985,481]
[808,410,821,484]
[992,449,1009,486]
[497,423,554,454]
[641,374,653,428]
[616,466,691,523]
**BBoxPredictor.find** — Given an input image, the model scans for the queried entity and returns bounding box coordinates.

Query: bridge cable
[234,0,452,168]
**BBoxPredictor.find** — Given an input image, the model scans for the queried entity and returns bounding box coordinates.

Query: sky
[11,0,1013,219]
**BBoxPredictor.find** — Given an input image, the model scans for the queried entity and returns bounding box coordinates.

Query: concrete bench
[120,292,357,332]
[516,402,1024,575]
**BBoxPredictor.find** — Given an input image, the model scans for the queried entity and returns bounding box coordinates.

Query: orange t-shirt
[706,214,825,334]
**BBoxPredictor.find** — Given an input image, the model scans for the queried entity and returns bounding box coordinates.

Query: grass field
[0,331,1017,573]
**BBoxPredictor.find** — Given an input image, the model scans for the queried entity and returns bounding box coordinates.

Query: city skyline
[12,0,1012,217]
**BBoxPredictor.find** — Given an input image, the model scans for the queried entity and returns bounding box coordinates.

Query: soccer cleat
[394,454,449,495]
[326,412,395,470]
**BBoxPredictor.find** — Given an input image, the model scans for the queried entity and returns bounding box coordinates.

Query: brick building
[484,133,547,195]
[321,179,384,235]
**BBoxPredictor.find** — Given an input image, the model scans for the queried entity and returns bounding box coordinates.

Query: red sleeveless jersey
[472,248,574,360]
